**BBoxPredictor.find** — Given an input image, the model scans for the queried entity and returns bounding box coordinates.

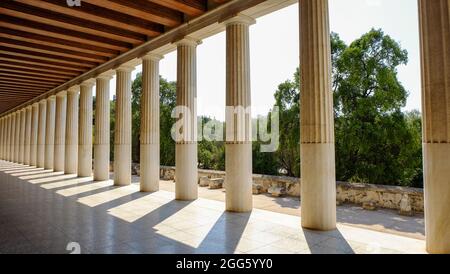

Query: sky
[109,0,421,121]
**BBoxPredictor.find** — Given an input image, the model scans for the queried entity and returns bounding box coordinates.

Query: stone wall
[127,164,424,214]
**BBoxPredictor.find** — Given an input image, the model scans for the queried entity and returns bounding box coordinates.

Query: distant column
[65,86,79,174]
[175,37,200,201]
[0,117,3,160]
[24,106,32,165]
[224,15,255,212]
[418,0,450,254]
[45,96,56,170]
[9,112,16,163]
[14,111,20,163]
[140,53,163,192]
[30,103,39,166]
[299,0,336,231]
[54,91,67,172]
[114,64,135,186]
[94,72,114,181]
[6,114,12,162]
[37,100,47,168]
[19,109,26,164]
[78,80,95,177]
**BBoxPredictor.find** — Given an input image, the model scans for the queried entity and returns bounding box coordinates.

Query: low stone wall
[127,164,424,214]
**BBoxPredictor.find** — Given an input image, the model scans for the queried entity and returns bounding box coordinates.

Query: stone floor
[0,160,427,254]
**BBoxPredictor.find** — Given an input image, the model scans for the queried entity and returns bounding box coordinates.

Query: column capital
[67,85,80,94]
[56,90,67,97]
[223,14,256,26]
[115,59,140,72]
[141,52,164,61]
[80,79,96,88]
[96,70,115,80]
[175,36,202,47]
[26,105,32,111]
[32,102,39,108]
[47,95,56,101]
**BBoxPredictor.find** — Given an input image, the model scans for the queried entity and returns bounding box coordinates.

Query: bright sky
[109,0,421,121]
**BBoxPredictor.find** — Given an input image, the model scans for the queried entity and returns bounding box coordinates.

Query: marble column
[78,80,95,177]
[0,117,3,160]
[0,117,5,160]
[54,91,67,172]
[65,86,79,175]
[94,72,114,181]
[0,117,2,160]
[37,100,47,168]
[44,96,56,170]
[114,64,134,186]
[19,109,26,164]
[175,37,200,201]
[30,103,39,166]
[224,15,255,212]
[140,53,163,192]
[299,0,336,231]
[419,0,450,254]
[24,106,32,165]
[14,111,20,163]
[7,113,14,162]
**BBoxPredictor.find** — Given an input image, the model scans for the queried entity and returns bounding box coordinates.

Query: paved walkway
[0,161,426,254]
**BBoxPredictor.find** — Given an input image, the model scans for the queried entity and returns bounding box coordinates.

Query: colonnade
[0,0,448,253]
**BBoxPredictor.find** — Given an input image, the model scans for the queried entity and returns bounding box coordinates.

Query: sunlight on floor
[56,180,111,197]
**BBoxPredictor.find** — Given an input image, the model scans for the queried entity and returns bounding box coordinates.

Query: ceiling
[0,0,230,115]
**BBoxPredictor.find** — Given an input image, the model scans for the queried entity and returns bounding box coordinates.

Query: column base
[175,143,198,201]
[424,143,450,254]
[300,143,336,231]
[94,144,110,181]
[140,143,160,192]
[78,144,92,177]
[114,144,131,186]
[225,143,253,213]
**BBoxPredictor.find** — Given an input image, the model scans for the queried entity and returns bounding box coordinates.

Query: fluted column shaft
[65,86,79,174]
[30,103,39,166]
[78,81,94,177]
[17,111,22,163]
[24,106,32,165]
[299,0,336,231]
[140,54,163,192]
[19,109,26,164]
[45,96,56,170]
[114,66,134,186]
[224,16,255,212]
[0,117,3,160]
[7,115,12,161]
[419,0,450,254]
[175,38,200,201]
[0,118,3,160]
[0,117,6,160]
[54,92,67,172]
[94,74,113,181]
[37,100,47,168]
[14,111,20,163]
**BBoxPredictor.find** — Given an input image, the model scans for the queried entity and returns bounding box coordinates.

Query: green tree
[272,68,300,177]
[332,29,422,186]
